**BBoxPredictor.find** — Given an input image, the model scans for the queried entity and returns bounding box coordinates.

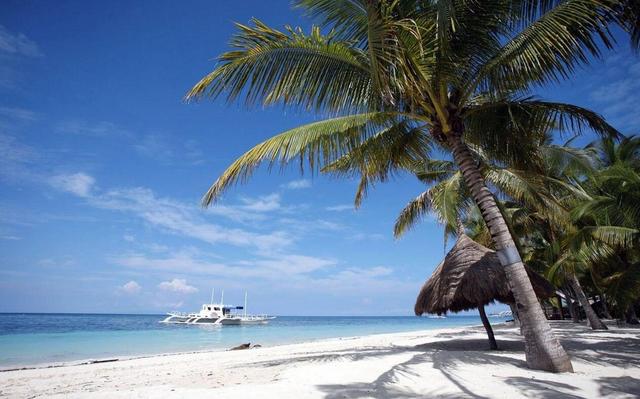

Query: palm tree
[390,140,609,330]
[187,1,634,372]
[570,135,640,322]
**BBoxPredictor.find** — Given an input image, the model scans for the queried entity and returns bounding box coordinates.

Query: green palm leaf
[186,19,373,113]
[472,0,617,95]
[202,112,403,205]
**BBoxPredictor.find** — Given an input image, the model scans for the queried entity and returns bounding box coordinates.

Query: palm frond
[295,0,369,43]
[429,171,467,231]
[575,226,640,248]
[186,19,373,113]
[322,122,431,178]
[202,112,401,205]
[464,98,619,168]
[472,0,617,95]
[394,190,432,237]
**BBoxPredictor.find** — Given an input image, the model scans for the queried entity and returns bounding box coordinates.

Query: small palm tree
[187,1,634,372]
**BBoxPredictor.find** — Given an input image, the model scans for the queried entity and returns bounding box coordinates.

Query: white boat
[428,315,447,319]
[489,310,513,318]
[160,290,274,325]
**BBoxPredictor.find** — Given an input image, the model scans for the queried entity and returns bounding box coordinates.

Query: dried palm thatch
[415,234,555,316]
[415,234,556,350]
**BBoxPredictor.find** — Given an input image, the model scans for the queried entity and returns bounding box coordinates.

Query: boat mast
[221,290,224,307]
[210,288,215,305]
[244,291,247,317]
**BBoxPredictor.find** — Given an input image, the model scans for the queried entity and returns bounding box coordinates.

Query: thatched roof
[415,234,556,315]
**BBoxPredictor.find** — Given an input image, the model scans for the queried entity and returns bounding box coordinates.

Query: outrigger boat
[160,290,275,325]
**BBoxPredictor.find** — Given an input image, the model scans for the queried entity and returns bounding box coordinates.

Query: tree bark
[509,302,521,332]
[600,294,613,319]
[448,133,573,372]
[562,288,580,322]
[556,294,565,320]
[627,306,640,325]
[478,304,498,350]
[566,273,608,330]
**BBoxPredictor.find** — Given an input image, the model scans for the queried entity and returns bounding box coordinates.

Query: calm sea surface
[0,313,508,369]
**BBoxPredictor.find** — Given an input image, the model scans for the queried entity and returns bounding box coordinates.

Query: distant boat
[161,290,275,325]
[489,310,513,318]
[427,315,447,319]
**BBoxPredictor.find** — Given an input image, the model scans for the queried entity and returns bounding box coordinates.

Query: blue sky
[1,1,638,315]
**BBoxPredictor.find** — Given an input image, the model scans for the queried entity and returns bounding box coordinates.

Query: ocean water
[0,313,509,369]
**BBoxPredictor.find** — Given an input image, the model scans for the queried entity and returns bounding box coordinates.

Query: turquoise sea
[0,313,509,369]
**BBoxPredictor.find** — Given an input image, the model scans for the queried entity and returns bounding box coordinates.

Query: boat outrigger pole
[210,288,215,305]
[244,291,247,318]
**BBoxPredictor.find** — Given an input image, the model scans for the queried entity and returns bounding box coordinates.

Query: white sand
[1,321,639,398]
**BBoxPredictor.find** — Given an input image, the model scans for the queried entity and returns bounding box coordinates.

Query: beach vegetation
[188,0,638,372]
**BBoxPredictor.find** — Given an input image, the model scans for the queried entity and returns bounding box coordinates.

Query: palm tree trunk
[556,294,565,320]
[571,301,581,322]
[509,302,521,332]
[562,288,580,322]
[627,306,640,325]
[566,273,607,330]
[478,304,498,350]
[448,133,573,372]
[600,294,612,319]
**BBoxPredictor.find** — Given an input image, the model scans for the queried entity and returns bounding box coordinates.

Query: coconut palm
[570,135,640,322]
[187,0,634,372]
[390,140,610,329]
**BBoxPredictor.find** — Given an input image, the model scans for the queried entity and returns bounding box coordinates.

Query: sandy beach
[1,321,638,398]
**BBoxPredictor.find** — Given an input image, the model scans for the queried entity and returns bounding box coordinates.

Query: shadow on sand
[254,321,640,398]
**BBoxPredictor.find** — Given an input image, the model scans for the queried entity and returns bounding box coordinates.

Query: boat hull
[219,318,271,325]
[161,314,220,324]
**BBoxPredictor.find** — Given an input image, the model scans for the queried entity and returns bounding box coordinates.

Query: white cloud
[589,59,640,131]
[111,249,410,300]
[119,280,142,294]
[114,250,225,275]
[289,266,415,298]
[38,257,75,268]
[134,134,174,159]
[325,204,353,212]
[134,134,204,165]
[239,193,281,212]
[278,217,345,233]
[91,187,291,251]
[49,172,95,197]
[0,106,37,122]
[0,25,42,57]
[113,249,335,278]
[203,193,287,223]
[158,278,198,294]
[0,235,20,240]
[42,172,293,251]
[350,232,385,241]
[56,120,131,138]
[283,179,311,189]
[0,133,38,183]
[123,234,135,242]
[251,254,336,274]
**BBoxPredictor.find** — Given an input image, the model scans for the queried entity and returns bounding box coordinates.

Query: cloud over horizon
[119,280,142,295]
[158,278,198,294]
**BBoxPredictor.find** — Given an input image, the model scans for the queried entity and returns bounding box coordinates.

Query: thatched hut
[415,234,555,349]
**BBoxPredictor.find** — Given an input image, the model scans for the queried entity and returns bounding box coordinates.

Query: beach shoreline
[0,322,492,373]
[1,320,638,398]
